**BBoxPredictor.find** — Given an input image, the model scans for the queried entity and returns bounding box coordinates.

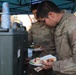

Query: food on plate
[34,46,45,51]
[33,57,41,64]
[29,55,56,66]
[42,58,56,63]
[47,58,56,62]
[34,45,42,48]
[30,45,42,49]
[33,57,56,65]
[30,45,41,48]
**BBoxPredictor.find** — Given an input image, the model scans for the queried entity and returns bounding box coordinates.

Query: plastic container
[1,2,10,29]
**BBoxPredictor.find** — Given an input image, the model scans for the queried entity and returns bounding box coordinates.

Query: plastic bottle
[1,2,10,29]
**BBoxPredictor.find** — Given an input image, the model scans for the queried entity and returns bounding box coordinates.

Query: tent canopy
[0,0,76,15]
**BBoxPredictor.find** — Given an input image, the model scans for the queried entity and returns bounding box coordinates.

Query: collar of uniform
[55,12,73,30]
[59,12,73,24]
[54,12,73,36]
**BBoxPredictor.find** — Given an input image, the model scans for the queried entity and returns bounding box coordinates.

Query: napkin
[34,67,43,72]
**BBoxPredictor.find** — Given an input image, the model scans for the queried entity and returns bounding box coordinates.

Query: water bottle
[1,2,10,29]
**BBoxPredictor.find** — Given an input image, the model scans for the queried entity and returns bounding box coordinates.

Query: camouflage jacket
[53,13,76,75]
[28,21,56,57]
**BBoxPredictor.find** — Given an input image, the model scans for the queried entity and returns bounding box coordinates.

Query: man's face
[39,12,58,27]
[32,9,37,20]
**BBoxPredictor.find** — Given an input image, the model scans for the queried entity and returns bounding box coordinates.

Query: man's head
[37,1,62,27]
[31,3,39,20]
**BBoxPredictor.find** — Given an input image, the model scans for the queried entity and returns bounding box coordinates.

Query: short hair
[31,3,39,12]
[37,1,61,18]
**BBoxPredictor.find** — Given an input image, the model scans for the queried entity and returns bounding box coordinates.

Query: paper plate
[29,54,56,66]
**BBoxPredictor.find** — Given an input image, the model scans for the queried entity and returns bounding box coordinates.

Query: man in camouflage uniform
[28,21,55,57]
[28,2,56,75]
[28,3,56,58]
[37,1,76,75]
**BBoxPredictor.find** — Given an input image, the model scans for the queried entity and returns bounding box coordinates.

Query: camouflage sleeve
[28,25,33,46]
[52,27,76,74]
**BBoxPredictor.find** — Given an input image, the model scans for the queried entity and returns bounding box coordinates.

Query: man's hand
[41,59,54,70]
[24,57,31,64]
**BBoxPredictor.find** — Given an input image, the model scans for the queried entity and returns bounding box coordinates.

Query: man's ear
[48,12,54,19]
